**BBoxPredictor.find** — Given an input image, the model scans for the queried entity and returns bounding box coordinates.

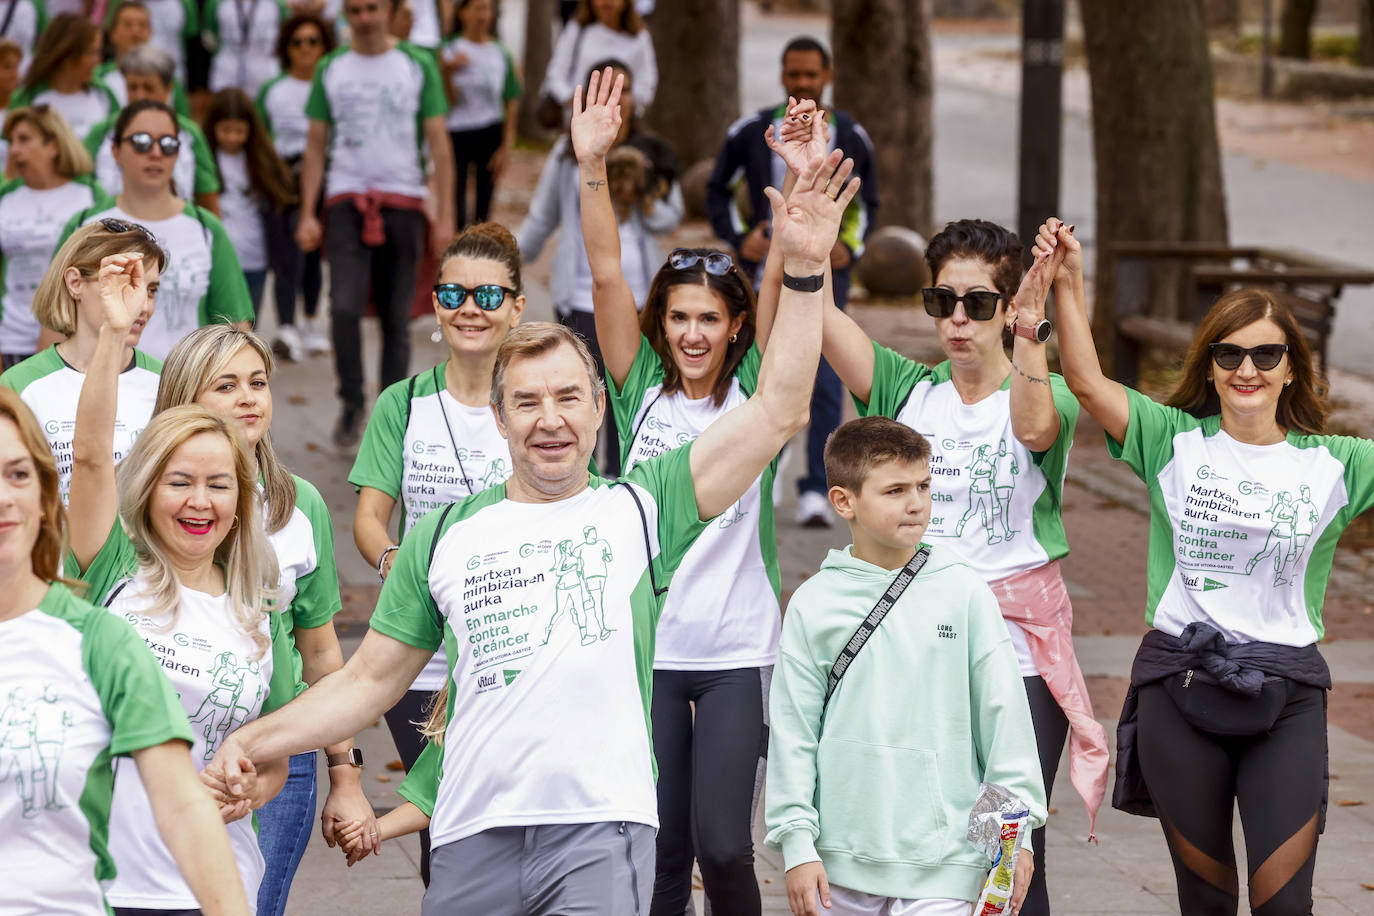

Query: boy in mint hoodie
[766,416,1047,916]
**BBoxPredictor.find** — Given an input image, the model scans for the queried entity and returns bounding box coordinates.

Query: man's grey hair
[119,43,175,86]
[490,323,606,418]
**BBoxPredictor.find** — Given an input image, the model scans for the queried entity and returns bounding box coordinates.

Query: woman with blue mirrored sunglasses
[432,282,518,311]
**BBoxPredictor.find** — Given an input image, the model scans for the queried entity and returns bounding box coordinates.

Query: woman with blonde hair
[157,323,377,916]
[10,14,118,144]
[0,106,104,367]
[67,249,293,914]
[0,219,164,502]
[0,385,254,916]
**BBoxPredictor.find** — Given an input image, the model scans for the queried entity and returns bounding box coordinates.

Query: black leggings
[650,667,765,916]
[384,687,437,886]
[1021,675,1068,916]
[451,122,504,228]
[264,204,323,327]
[1136,679,1326,915]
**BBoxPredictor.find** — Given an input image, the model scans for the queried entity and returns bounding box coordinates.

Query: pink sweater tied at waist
[325,191,427,246]
[990,559,1109,843]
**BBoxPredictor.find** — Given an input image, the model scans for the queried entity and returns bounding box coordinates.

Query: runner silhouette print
[0,684,72,818]
[955,440,1020,544]
[543,537,615,647]
[1247,490,1298,586]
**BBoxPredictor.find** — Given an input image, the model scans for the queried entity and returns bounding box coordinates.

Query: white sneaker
[796,490,832,528]
[273,324,304,362]
[300,321,331,355]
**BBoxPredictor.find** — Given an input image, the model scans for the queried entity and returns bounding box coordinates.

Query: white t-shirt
[205,0,287,95]
[407,0,441,48]
[612,339,780,669]
[0,346,161,504]
[257,73,313,160]
[307,43,448,199]
[2,0,42,73]
[217,150,267,271]
[28,86,114,143]
[541,22,657,113]
[144,0,193,84]
[349,366,513,691]
[0,178,101,354]
[440,37,518,132]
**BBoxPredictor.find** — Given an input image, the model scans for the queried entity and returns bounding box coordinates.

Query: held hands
[1032,217,1080,286]
[334,818,384,867]
[571,67,625,164]
[97,253,148,333]
[296,213,324,252]
[764,150,861,274]
[321,778,380,860]
[785,861,831,915]
[1010,229,1067,326]
[765,96,829,178]
[200,757,258,823]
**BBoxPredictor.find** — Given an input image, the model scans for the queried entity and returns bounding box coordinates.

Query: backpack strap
[612,481,666,598]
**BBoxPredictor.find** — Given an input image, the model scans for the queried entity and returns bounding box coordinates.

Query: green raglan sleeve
[288,478,343,631]
[397,739,441,817]
[1105,386,1191,483]
[499,42,522,103]
[199,210,254,325]
[8,85,33,110]
[625,442,709,587]
[348,377,411,500]
[605,336,663,457]
[305,56,332,123]
[73,523,139,602]
[855,341,933,419]
[84,117,113,161]
[182,119,222,195]
[1028,373,1081,500]
[33,0,47,32]
[416,46,447,119]
[182,0,200,35]
[84,608,194,756]
[173,80,191,118]
[1325,435,1374,520]
[369,507,446,652]
[262,609,299,714]
[201,0,221,47]
[255,77,278,136]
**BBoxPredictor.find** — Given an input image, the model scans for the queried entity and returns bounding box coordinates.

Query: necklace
[432,365,475,495]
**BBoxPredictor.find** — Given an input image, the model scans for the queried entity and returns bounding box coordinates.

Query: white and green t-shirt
[267,475,343,696]
[79,526,293,913]
[64,201,254,360]
[8,80,118,145]
[0,583,192,916]
[0,346,162,504]
[349,365,512,691]
[121,0,200,85]
[96,62,192,116]
[0,176,104,355]
[397,738,440,818]
[2,0,44,73]
[610,338,779,669]
[217,150,267,271]
[439,36,521,132]
[204,0,288,95]
[370,446,708,846]
[306,42,448,198]
[256,73,313,160]
[87,113,221,204]
[1109,387,1374,645]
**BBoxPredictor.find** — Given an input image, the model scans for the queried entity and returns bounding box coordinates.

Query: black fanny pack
[1162,668,1289,736]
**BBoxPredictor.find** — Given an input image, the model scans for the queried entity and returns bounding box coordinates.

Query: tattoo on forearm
[1010,360,1051,385]
[585,179,607,191]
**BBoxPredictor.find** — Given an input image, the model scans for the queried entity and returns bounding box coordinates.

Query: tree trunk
[645,0,739,166]
[1203,0,1242,36]
[517,0,556,142]
[1359,0,1374,67]
[832,0,933,234]
[1278,0,1318,59]
[1081,0,1229,369]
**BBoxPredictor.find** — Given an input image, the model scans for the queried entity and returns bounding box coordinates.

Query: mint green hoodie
[765,543,1048,901]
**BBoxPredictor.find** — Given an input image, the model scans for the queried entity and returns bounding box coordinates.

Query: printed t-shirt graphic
[1109,388,1374,646]
[87,113,220,203]
[256,73,313,160]
[349,366,513,691]
[439,37,521,132]
[0,176,104,354]
[62,201,253,360]
[266,476,343,696]
[610,337,780,670]
[204,0,289,95]
[307,42,447,198]
[78,526,293,913]
[0,345,162,504]
[0,583,191,915]
[370,445,707,848]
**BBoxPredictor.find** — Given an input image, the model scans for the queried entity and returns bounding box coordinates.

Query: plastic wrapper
[967,783,1030,915]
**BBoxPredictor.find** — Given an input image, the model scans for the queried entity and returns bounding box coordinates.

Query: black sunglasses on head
[1209,342,1289,371]
[98,217,158,242]
[668,248,734,276]
[434,283,516,311]
[921,287,1002,321]
[122,131,181,156]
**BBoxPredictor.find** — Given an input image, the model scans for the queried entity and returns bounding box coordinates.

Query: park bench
[1108,242,1374,385]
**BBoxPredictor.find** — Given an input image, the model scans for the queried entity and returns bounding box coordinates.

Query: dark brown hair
[573,0,644,34]
[0,388,74,586]
[203,88,298,210]
[435,221,522,290]
[276,13,335,72]
[825,417,932,494]
[639,249,756,407]
[1165,287,1328,435]
[24,13,100,92]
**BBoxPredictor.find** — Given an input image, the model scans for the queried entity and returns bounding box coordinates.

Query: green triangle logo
[1203,577,1228,592]
[503,669,520,686]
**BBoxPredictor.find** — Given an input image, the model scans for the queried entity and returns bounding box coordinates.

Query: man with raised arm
[212,69,860,914]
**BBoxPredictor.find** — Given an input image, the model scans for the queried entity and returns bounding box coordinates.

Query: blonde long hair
[420,686,448,746]
[155,325,296,533]
[3,105,94,180]
[116,405,278,658]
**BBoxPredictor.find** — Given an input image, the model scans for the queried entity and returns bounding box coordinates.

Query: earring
[1284,379,1292,387]
[431,324,443,344]
[729,333,737,343]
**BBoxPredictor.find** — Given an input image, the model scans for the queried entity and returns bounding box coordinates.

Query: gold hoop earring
[729,333,737,343]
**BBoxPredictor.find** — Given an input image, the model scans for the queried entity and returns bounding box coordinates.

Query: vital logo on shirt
[0,684,72,819]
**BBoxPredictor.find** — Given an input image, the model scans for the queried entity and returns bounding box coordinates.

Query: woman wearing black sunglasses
[347,220,525,885]
[1045,217,1369,916]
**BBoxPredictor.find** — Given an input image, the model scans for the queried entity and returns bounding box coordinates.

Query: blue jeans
[255,751,318,916]
[798,268,852,497]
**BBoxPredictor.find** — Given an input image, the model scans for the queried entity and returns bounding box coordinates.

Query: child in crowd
[203,87,296,315]
[765,416,1047,916]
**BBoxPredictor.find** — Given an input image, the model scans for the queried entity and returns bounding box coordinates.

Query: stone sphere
[856,226,930,297]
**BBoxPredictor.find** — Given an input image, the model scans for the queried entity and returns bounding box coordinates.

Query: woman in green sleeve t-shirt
[157,324,377,915]
[65,251,291,913]
[0,387,252,916]
[10,15,119,145]
[1045,216,1373,916]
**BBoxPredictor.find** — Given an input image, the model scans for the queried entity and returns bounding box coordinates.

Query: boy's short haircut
[824,417,931,493]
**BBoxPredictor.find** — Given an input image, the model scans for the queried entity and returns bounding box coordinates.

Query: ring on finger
[825,185,841,200]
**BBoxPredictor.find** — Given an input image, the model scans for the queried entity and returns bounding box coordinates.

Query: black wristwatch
[326,747,364,768]
[782,272,825,293]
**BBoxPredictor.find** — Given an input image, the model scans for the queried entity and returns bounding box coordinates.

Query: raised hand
[570,67,625,163]
[765,96,828,177]
[1012,231,1068,325]
[1032,217,1080,286]
[97,253,148,333]
[764,149,862,273]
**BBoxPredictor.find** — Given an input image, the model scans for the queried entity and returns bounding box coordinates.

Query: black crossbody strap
[823,545,930,709]
[0,0,18,38]
[427,503,456,631]
[612,481,666,597]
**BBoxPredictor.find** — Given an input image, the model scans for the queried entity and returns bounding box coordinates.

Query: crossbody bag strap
[427,502,456,631]
[0,0,19,38]
[612,480,666,597]
[823,545,931,711]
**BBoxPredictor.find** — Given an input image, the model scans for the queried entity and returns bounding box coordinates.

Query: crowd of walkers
[0,3,1363,916]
